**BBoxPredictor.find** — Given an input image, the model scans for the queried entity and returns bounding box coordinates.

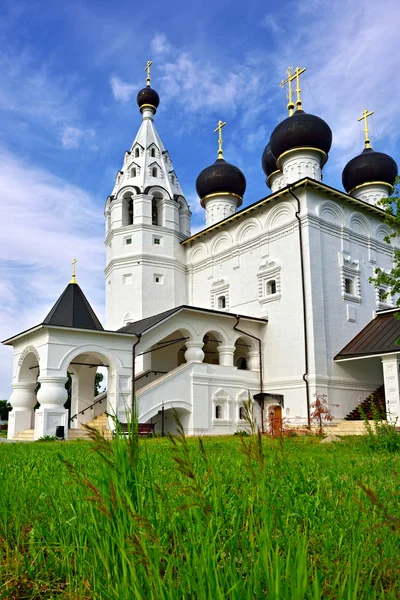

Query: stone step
[13,429,35,441]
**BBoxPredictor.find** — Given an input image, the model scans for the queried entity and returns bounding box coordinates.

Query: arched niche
[316,201,345,227]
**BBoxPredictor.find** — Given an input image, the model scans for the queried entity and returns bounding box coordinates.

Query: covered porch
[335,308,400,423]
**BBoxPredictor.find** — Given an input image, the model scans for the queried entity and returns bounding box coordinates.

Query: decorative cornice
[276,147,328,170]
[200,191,243,208]
[349,181,394,195]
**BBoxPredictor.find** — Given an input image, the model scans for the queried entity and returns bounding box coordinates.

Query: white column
[280,149,323,184]
[352,183,393,206]
[203,195,239,227]
[381,355,400,424]
[69,367,97,429]
[218,345,235,367]
[34,377,69,440]
[248,351,260,371]
[184,341,205,363]
[7,382,37,439]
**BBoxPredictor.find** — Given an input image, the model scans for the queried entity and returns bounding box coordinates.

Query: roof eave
[120,305,268,337]
[2,323,138,346]
[182,177,387,244]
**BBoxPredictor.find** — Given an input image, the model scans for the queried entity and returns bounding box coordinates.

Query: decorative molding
[210,278,230,310]
[339,252,361,304]
[257,258,281,305]
[18,345,40,367]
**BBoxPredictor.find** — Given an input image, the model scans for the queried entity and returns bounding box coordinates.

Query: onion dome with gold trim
[196,158,246,207]
[270,109,332,168]
[137,86,160,113]
[342,147,398,195]
[261,141,278,178]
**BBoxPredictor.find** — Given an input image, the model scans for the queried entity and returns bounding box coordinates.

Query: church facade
[3,66,400,440]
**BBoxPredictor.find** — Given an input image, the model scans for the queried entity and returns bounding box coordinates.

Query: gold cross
[144,60,152,87]
[214,120,226,159]
[280,66,295,116]
[70,257,77,284]
[358,108,374,149]
[280,66,306,115]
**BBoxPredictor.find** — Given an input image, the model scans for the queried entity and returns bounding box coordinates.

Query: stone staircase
[12,412,112,441]
[84,412,112,440]
[344,385,386,420]
[13,428,35,441]
[322,386,387,436]
[324,420,375,436]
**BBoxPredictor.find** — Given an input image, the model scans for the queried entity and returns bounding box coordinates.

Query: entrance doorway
[269,405,282,437]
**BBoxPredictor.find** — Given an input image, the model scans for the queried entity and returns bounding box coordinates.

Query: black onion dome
[196,158,246,204]
[342,147,398,194]
[137,87,160,111]
[262,141,278,177]
[270,109,332,165]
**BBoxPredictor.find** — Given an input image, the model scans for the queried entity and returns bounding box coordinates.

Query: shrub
[360,399,400,452]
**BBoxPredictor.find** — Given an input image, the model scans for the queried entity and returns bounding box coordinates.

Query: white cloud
[270,0,400,158]
[110,76,137,102]
[262,14,282,35]
[150,35,261,115]
[0,47,96,154]
[151,33,172,56]
[0,147,105,398]
[61,126,96,150]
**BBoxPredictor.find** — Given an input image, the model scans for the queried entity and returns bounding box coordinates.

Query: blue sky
[1,0,400,398]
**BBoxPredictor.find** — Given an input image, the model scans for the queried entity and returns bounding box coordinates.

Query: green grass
[0,430,399,599]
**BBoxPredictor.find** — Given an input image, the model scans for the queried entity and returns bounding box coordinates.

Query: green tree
[370,176,400,304]
[95,372,104,396]
[0,400,11,421]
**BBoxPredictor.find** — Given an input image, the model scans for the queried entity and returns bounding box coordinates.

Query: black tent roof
[43,283,103,331]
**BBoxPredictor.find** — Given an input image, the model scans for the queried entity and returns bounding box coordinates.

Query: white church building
[3,65,400,440]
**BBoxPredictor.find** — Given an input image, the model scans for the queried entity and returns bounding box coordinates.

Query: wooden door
[271,405,282,437]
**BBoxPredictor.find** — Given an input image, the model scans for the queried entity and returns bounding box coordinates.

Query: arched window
[236,357,248,370]
[379,288,387,302]
[239,406,245,420]
[128,199,133,225]
[218,296,226,309]
[171,174,175,184]
[152,167,157,178]
[344,278,353,295]
[266,280,276,295]
[135,148,140,158]
[215,405,222,419]
[131,167,137,178]
[152,198,159,226]
[151,148,156,158]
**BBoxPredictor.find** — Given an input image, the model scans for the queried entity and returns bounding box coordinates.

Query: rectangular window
[123,274,132,285]
[154,274,164,284]
[125,238,132,245]
[344,278,353,295]
[154,238,161,245]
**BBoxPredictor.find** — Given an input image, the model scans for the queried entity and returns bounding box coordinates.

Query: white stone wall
[184,185,395,422]
[105,192,188,330]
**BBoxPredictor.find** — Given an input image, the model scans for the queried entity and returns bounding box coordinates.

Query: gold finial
[280,66,295,116]
[70,257,77,284]
[214,120,226,159]
[293,66,306,110]
[144,60,152,87]
[280,66,306,114]
[358,108,374,149]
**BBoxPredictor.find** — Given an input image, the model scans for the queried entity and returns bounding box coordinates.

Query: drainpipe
[131,333,142,421]
[287,185,311,428]
[233,316,265,432]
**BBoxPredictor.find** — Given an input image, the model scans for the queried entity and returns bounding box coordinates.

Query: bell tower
[104,62,191,331]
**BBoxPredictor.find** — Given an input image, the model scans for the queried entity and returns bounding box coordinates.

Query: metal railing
[69,395,105,424]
